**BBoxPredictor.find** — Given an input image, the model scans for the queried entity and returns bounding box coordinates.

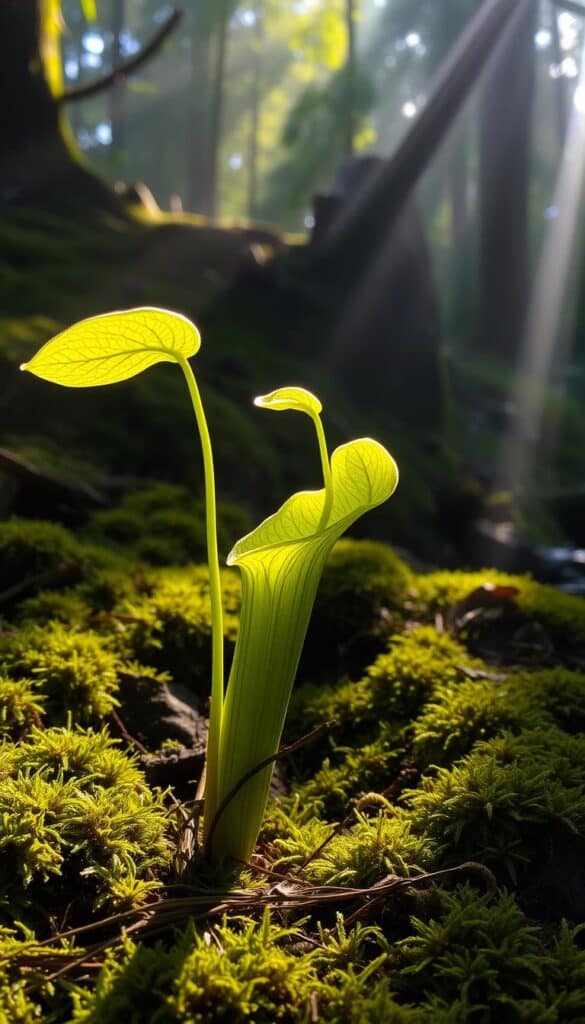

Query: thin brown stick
[61,9,183,103]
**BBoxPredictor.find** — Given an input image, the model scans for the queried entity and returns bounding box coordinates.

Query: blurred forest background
[2,0,585,577]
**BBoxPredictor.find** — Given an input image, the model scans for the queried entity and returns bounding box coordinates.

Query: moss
[85,484,253,566]
[0,677,43,740]
[296,627,482,750]
[303,540,413,675]
[411,677,549,765]
[0,623,121,723]
[394,887,544,1016]
[307,810,433,887]
[0,725,169,912]
[0,518,83,592]
[292,724,405,820]
[119,566,240,693]
[406,729,585,881]
[17,588,91,625]
[70,912,425,1024]
[72,914,321,1024]
[411,568,585,652]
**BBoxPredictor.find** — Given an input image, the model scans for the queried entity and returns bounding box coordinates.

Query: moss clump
[411,568,585,653]
[412,665,585,764]
[395,887,544,1017]
[411,676,548,764]
[293,725,405,821]
[407,728,585,881]
[86,483,252,566]
[119,566,240,693]
[296,627,482,749]
[307,810,432,887]
[17,588,91,625]
[0,623,121,723]
[0,517,83,591]
[0,725,168,912]
[70,912,421,1024]
[303,540,413,676]
[0,676,43,740]
[71,914,321,1024]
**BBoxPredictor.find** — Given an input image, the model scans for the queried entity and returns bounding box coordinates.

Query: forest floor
[1,516,585,1021]
[2,205,585,1021]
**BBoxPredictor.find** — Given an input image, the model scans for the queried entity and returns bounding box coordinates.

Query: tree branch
[60,8,183,104]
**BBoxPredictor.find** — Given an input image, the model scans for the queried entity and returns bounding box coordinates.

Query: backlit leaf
[213,438,398,861]
[228,438,398,563]
[254,386,322,417]
[20,308,200,388]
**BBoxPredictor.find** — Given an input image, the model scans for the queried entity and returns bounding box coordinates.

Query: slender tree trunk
[551,8,568,147]
[247,4,263,220]
[476,0,536,361]
[449,127,468,245]
[207,1,230,218]
[0,0,121,211]
[187,2,212,212]
[110,0,127,155]
[344,0,356,158]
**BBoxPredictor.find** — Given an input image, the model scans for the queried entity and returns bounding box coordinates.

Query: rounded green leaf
[20,308,200,388]
[254,386,322,417]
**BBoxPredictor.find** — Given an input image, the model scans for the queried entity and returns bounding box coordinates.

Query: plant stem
[177,356,223,835]
[312,413,333,528]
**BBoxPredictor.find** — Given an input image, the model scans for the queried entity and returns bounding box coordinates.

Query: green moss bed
[2,507,585,1022]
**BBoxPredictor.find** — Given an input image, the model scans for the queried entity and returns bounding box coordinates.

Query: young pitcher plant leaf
[20,308,200,387]
[210,438,399,862]
[254,386,323,417]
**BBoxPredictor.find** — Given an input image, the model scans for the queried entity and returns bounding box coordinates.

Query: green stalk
[311,411,333,528]
[177,356,224,832]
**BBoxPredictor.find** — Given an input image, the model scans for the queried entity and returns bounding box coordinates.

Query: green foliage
[0,677,44,740]
[411,676,548,765]
[293,724,404,821]
[0,623,121,723]
[296,626,479,748]
[0,725,169,909]
[17,587,91,625]
[307,810,433,888]
[21,308,201,387]
[72,913,321,1024]
[407,729,585,880]
[411,569,585,650]
[395,887,544,1016]
[0,517,83,592]
[305,539,413,670]
[119,566,240,693]
[214,431,398,861]
[86,483,252,565]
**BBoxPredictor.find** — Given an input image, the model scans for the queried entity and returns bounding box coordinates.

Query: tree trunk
[207,1,230,218]
[344,0,356,158]
[247,4,263,220]
[551,9,568,148]
[110,0,127,156]
[476,0,536,361]
[0,0,121,211]
[187,3,212,213]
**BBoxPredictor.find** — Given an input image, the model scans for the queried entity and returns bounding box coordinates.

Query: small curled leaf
[20,308,200,388]
[254,386,322,417]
